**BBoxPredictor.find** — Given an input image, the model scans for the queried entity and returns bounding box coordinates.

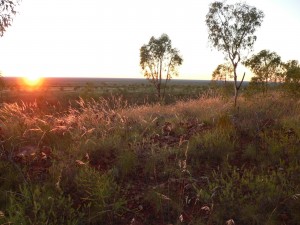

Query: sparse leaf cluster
[206,1,264,64]
[0,0,20,37]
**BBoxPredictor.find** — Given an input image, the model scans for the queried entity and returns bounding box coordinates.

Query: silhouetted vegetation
[0,0,20,37]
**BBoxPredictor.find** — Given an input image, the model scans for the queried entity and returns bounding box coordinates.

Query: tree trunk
[233,66,238,107]
[162,76,168,100]
[234,82,238,107]
[233,69,245,107]
[158,59,163,100]
[157,83,161,99]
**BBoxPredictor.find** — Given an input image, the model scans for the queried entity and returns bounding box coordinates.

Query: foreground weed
[73,166,126,224]
[5,184,83,225]
[195,166,300,224]
[188,129,235,171]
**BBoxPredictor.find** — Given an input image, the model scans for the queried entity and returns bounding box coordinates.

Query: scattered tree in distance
[283,60,300,94]
[211,62,233,85]
[206,1,264,106]
[284,60,300,84]
[140,34,183,100]
[244,50,283,93]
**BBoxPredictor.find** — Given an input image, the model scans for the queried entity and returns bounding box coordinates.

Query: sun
[23,75,42,87]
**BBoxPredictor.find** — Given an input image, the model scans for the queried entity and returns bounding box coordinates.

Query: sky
[0,0,299,80]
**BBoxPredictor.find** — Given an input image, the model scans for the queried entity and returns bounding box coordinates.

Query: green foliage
[0,160,23,207]
[5,184,83,225]
[144,188,181,224]
[74,167,126,224]
[284,60,300,83]
[206,2,264,57]
[197,167,300,224]
[189,118,235,168]
[283,60,300,95]
[87,133,123,170]
[116,150,138,178]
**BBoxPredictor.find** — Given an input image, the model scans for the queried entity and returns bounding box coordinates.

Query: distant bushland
[1,77,217,108]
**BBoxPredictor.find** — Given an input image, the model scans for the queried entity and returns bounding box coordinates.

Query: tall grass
[0,92,299,224]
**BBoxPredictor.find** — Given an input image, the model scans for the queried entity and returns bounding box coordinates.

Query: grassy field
[0,79,299,224]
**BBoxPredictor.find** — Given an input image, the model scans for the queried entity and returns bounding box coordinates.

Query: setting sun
[23,75,42,87]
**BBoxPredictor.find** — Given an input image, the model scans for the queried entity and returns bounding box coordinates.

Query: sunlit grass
[0,91,299,224]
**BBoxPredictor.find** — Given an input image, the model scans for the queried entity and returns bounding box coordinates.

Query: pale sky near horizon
[0,0,299,80]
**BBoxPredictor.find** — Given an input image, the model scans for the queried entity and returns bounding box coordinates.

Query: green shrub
[116,150,138,178]
[74,167,126,224]
[196,167,300,225]
[188,128,235,169]
[5,184,83,225]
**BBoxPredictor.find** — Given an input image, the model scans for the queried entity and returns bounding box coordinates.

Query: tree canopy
[0,0,20,37]
[211,63,233,84]
[140,34,183,99]
[284,60,300,84]
[244,50,283,92]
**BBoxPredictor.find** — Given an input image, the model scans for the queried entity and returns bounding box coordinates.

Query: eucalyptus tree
[244,50,282,93]
[206,1,264,106]
[283,60,300,94]
[211,62,233,85]
[0,0,20,37]
[284,60,300,84]
[140,34,183,100]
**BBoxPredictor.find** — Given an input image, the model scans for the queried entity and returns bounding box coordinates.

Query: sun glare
[23,75,42,87]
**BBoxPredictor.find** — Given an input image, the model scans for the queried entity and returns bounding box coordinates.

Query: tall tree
[140,34,183,100]
[211,62,233,85]
[206,1,264,106]
[244,50,282,93]
[0,0,20,37]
